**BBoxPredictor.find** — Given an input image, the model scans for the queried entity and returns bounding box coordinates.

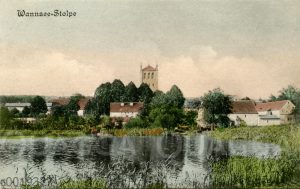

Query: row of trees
[85,80,154,116]
[84,79,195,129]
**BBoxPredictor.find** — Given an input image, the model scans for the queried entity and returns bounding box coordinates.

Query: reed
[59,179,106,189]
[0,129,86,138]
[210,124,300,188]
[212,156,296,188]
[105,128,165,137]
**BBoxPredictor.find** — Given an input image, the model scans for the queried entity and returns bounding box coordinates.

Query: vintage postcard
[0,1,299,188]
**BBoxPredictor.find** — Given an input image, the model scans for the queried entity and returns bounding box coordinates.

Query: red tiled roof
[142,65,157,71]
[231,100,258,114]
[255,100,290,112]
[78,98,92,110]
[51,98,70,106]
[110,102,144,113]
[52,97,92,110]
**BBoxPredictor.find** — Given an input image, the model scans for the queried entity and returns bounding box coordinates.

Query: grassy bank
[98,127,165,137]
[0,129,87,138]
[210,124,300,188]
[0,127,167,138]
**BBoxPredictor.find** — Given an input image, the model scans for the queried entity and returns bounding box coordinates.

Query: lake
[0,134,281,188]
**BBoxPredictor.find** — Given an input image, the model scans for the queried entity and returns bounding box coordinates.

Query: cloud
[0,48,115,96]
[159,46,300,98]
[0,45,299,98]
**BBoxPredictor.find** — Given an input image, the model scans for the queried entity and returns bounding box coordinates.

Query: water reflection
[0,134,281,186]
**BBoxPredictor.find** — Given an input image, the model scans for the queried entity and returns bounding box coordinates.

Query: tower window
[148,73,150,79]
[144,73,146,79]
[151,72,154,79]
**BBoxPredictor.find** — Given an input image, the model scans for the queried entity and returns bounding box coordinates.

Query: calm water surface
[0,134,280,187]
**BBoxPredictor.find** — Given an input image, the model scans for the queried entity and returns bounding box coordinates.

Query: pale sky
[1,0,300,98]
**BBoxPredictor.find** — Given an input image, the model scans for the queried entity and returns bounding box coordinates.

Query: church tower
[140,64,158,91]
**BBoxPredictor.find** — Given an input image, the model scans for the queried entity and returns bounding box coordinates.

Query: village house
[256,100,295,126]
[77,98,91,116]
[110,102,144,125]
[5,102,31,112]
[5,102,52,114]
[228,100,295,126]
[228,100,259,126]
[51,97,91,116]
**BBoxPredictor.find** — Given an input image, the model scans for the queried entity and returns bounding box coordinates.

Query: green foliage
[94,82,112,115]
[201,88,232,127]
[212,156,296,188]
[165,85,185,108]
[51,105,66,117]
[270,85,300,121]
[93,81,154,116]
[0,95,35,103]
[100,115,112,129]
[125,117,146,129]
[111,79,125,102]
[10,108,20,116]
[182,110,198,126]
[30,96,47,116]
[149,105,184,129]
[150,90,168,108]
[0,107,13,128]
[211,124,300,188]
[65,94,84,116]
[59,179,106,189]
[22,106,31,117]
[138,83,154,104]
[150,86,185,109]
[184,98,201,109]
[1,129,86,138]
[123,81,138,102]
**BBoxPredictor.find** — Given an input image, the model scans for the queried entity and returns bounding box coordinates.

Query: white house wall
[77,110,84,116]
[258,119,281,126]
[228,114,259,126]
[280,101,295,115]
[110,112,139,118]
[257,110,280,116]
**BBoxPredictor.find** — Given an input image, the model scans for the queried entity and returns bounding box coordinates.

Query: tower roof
[142,65,157,71]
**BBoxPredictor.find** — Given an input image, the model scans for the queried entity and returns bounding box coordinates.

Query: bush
[125,117,145,129]
[149,105,184,129]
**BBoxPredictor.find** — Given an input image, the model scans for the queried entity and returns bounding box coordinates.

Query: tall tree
[22,106,31,117]
[111,79,125,102]
[165,85,185,108]
[30,96,47,116]
[150,90,168,108]
[138,83,153,104]
[94,82,112,115]
[51,105,66,117]
[123,82,138,102]
[201,88,232,127]
[0,107,13,128]
[149,105,184,130]
[65,94,84,116]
